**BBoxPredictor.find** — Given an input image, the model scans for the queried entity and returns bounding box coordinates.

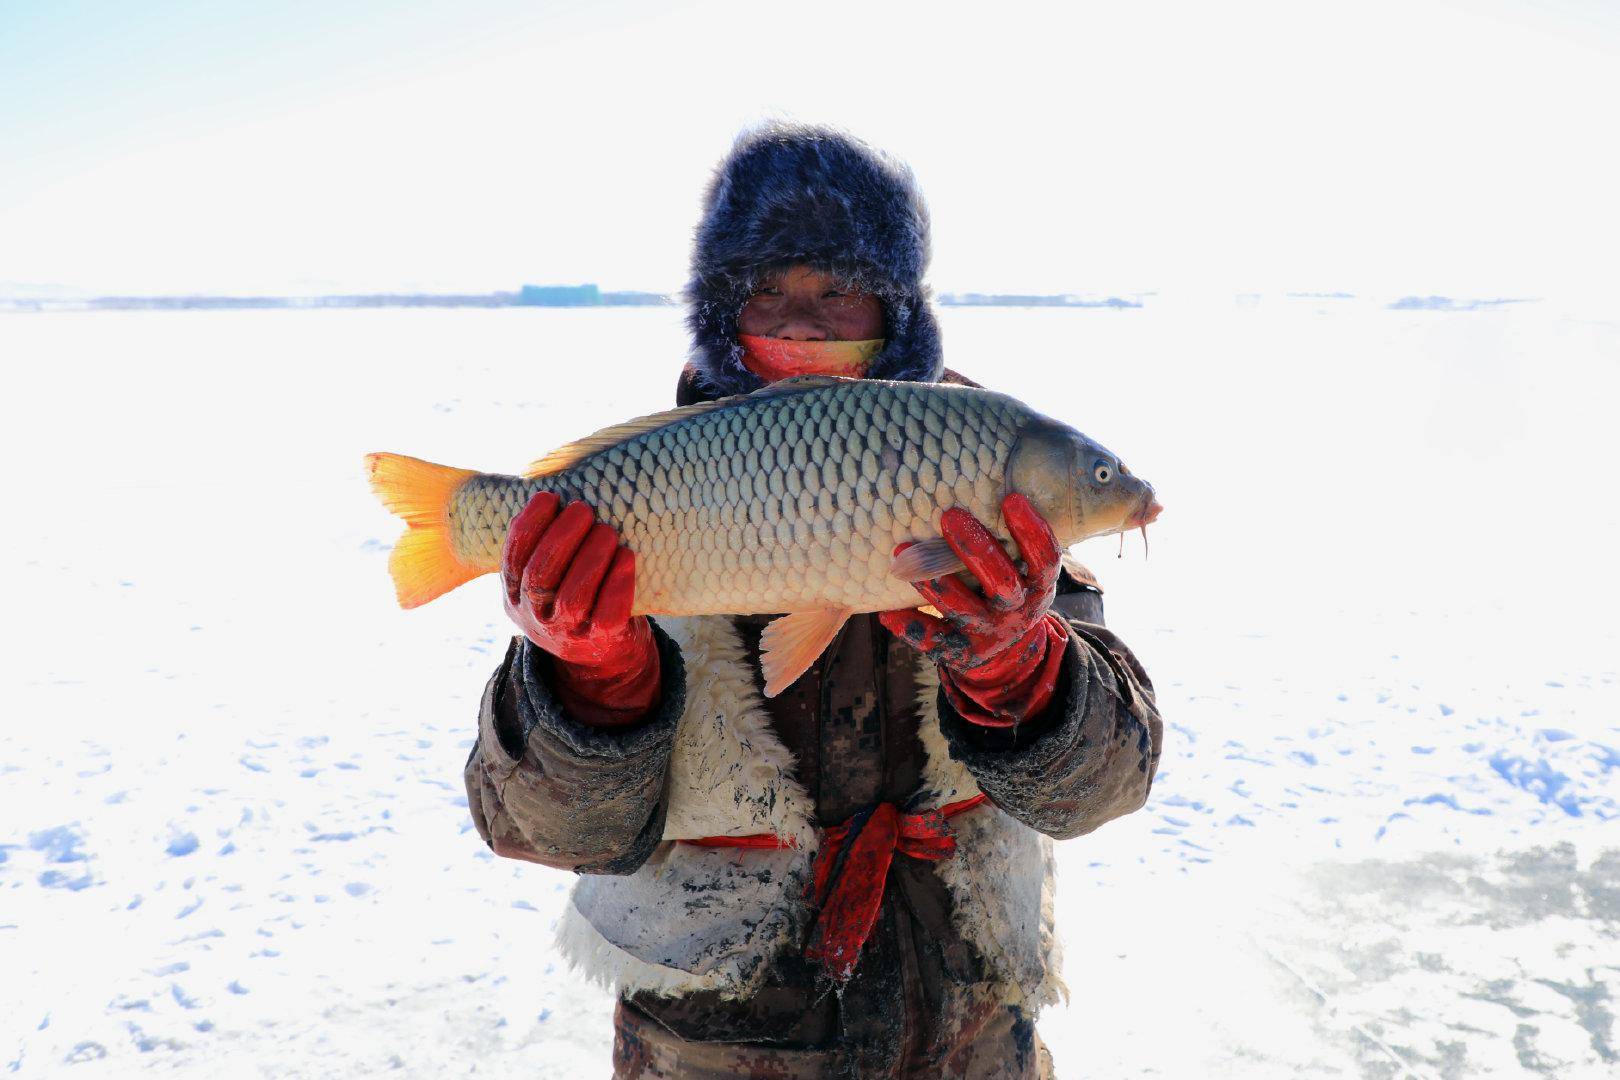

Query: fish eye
[1093,460,1113,484]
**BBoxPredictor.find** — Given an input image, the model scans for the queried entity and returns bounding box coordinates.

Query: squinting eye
[822,290,845,299]
[1093,461,1113,484]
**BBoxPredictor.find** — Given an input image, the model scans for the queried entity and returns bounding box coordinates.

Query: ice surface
[1,301,1615,1076]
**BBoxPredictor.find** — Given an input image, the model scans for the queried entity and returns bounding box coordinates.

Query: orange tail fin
[364,452,482,608]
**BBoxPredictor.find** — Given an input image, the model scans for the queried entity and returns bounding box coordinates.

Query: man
[464,123,1163,1078]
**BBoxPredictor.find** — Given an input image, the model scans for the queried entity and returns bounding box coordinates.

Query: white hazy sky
[2,0,1617,299]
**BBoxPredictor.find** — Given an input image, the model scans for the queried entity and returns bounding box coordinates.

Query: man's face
[737,266,884,342]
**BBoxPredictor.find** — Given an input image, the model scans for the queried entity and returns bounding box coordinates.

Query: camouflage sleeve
[937,621,1162,840]
[463,621,686,875]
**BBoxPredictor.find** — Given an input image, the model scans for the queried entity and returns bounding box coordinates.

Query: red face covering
[738,335,885,383]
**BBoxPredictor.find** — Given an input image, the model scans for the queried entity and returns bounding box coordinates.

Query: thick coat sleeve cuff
[936,621,1162,840]
[463,619,686,875]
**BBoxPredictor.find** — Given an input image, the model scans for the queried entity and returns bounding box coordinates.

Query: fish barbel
[366,375,1160,695]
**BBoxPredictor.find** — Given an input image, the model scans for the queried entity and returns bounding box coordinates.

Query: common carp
[366,375,1160,696]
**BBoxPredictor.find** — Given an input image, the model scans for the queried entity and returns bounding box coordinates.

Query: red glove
[502,493,661,727]
[878,494,1069,728]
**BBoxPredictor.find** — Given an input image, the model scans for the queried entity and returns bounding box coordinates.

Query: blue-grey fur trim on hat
[685,122,944,397]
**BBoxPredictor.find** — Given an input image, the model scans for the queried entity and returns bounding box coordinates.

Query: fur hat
[685,122,944,396]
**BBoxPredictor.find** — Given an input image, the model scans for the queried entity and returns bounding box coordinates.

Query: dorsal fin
[755,374,857,391]
[522,377,851,479]
[523,397,737,478]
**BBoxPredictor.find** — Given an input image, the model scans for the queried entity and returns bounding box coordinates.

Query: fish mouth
[1128,492,1163,528]
[1115,490,1162,558]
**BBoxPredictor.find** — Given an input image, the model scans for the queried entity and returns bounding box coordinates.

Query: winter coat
[462,368,1164,1078]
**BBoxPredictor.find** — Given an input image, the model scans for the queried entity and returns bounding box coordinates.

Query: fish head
[1007,418,1161,545]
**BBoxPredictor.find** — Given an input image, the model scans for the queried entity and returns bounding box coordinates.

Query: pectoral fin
[889,538,965,582]
[759,609,852,698]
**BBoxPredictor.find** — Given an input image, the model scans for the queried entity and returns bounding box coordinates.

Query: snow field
[2,301,1615,1076]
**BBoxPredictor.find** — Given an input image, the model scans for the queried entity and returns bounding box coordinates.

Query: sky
[2,0,1618,299]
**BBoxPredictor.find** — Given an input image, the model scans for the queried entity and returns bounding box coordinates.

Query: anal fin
[759,609,852,698]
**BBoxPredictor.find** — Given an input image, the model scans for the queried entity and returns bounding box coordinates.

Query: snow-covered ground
[2,301,1616,1077]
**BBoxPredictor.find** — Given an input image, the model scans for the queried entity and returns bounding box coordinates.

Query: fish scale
[446,379,1022,617]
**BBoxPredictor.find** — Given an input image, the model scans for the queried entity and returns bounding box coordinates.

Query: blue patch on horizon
[166,833,199,857]
[1385,296,1539,311]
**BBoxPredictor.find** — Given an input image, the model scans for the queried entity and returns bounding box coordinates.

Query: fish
[366,375,1160,697]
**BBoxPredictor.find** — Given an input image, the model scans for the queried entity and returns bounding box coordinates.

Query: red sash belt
[682,793,988,982]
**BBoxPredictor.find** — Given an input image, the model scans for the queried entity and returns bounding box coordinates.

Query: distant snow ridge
[1385,295,1538,311]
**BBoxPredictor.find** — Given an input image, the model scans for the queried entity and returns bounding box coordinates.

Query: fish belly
[448,382,1029,616]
